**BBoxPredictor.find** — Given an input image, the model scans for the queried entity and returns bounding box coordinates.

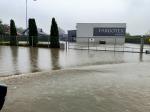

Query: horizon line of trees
[2,18,60,48]
[0,19,24,35]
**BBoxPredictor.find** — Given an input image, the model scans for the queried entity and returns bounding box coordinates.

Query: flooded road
[1,44,150,112]
[2,62,150,112]
[0,44,150,76]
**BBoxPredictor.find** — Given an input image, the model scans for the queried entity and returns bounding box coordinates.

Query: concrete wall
[76,23,126,44]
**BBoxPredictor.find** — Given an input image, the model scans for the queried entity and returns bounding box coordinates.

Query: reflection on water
[29,47,39,73]
[139,53,143,62]
[10,47,19,74]
[51,49,61,70]
[0,45,150,76]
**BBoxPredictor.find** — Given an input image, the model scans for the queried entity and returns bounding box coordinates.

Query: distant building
[22,28,48,36]
[76,23,126,44]
[2,24,23,36]
[59,34,68,41]
[58,27,67,41]
[3,24,10,34]
[68,30,76,42]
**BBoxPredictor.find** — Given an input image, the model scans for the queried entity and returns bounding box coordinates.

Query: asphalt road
[1,62,150,112]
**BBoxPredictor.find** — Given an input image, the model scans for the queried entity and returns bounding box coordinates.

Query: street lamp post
[26,0,28,29]
[25,0,28,44]
[25,0,37,44]
[26,0,37,28]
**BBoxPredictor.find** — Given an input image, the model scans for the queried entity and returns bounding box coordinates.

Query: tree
[10,19,17,45]
[145,30,150,36]
[0,20,4,35]
[50,18,60,48]
[28,18,38,46]
[125,32,131,37]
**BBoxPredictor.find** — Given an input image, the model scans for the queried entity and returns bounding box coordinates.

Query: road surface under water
[2,62,150,112]
[0,44,150,76]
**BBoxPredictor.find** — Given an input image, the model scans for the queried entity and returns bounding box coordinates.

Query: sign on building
[89,38,95,42]
[93,28,126,36]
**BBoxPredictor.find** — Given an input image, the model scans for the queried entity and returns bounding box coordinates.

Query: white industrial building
[76,23,126,44]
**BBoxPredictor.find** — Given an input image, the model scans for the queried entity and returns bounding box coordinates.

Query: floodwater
[1,44,150,112]
[2,62,150,112]
[0,44,150,76]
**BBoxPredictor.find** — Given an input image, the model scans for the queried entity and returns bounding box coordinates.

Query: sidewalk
[1,62,150,112]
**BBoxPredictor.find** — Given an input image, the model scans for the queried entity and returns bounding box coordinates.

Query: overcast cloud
[0,0,149,35]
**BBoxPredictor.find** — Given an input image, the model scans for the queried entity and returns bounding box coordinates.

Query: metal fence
[0,35,67,49]
[0,35,50,44]
[1,35,150,53]
[67,38,150,53]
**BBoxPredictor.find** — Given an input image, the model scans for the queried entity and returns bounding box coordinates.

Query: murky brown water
[2,63,150,112]
[0,44,150,76]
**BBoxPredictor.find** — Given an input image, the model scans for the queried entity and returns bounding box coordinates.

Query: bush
[125,36,150,44]
[50,18,60,48]
[10,19,17,46]
[28,18,38,46]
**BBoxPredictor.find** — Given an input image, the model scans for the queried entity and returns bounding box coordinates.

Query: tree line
[0,20,24,35]
[2,18,60,48]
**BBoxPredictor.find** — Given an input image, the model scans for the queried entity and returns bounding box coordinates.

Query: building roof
[22,28,48,36]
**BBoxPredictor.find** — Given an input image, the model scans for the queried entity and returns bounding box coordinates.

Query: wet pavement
[1,62,150,112]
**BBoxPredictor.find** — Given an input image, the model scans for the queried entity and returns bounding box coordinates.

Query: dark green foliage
[10,19,17,45]
[144,37,150,44]
[28,18,38,46]
[0,20,4,35]
[10,20,17,36]
[125,33,131,37]
[50,18,60,48]
[125,35,150,44]
[125,36,141,44]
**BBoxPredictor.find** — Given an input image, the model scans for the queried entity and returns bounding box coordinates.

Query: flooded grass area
[1,44,150,112]
[0,44,150,76]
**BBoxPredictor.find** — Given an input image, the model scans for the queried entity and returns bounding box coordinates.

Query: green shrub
[28,18,38,46]
[10,19,17,46]
[50,18,60,48]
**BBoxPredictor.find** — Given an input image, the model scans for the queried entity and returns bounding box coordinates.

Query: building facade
[76,23,126,44]
[68,30,76,42]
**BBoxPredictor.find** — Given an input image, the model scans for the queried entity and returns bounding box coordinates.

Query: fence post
[16,36,18,46]
[88,38,89,50]
[114,37,117,52]
[2,35,3,44]
[140,36,144,53]
[65,36,68,50]
[32,36,33,47]
[48,36,50,48]
[96,43,97,51]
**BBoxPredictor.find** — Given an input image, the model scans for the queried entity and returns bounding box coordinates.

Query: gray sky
[0,0,149,35]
